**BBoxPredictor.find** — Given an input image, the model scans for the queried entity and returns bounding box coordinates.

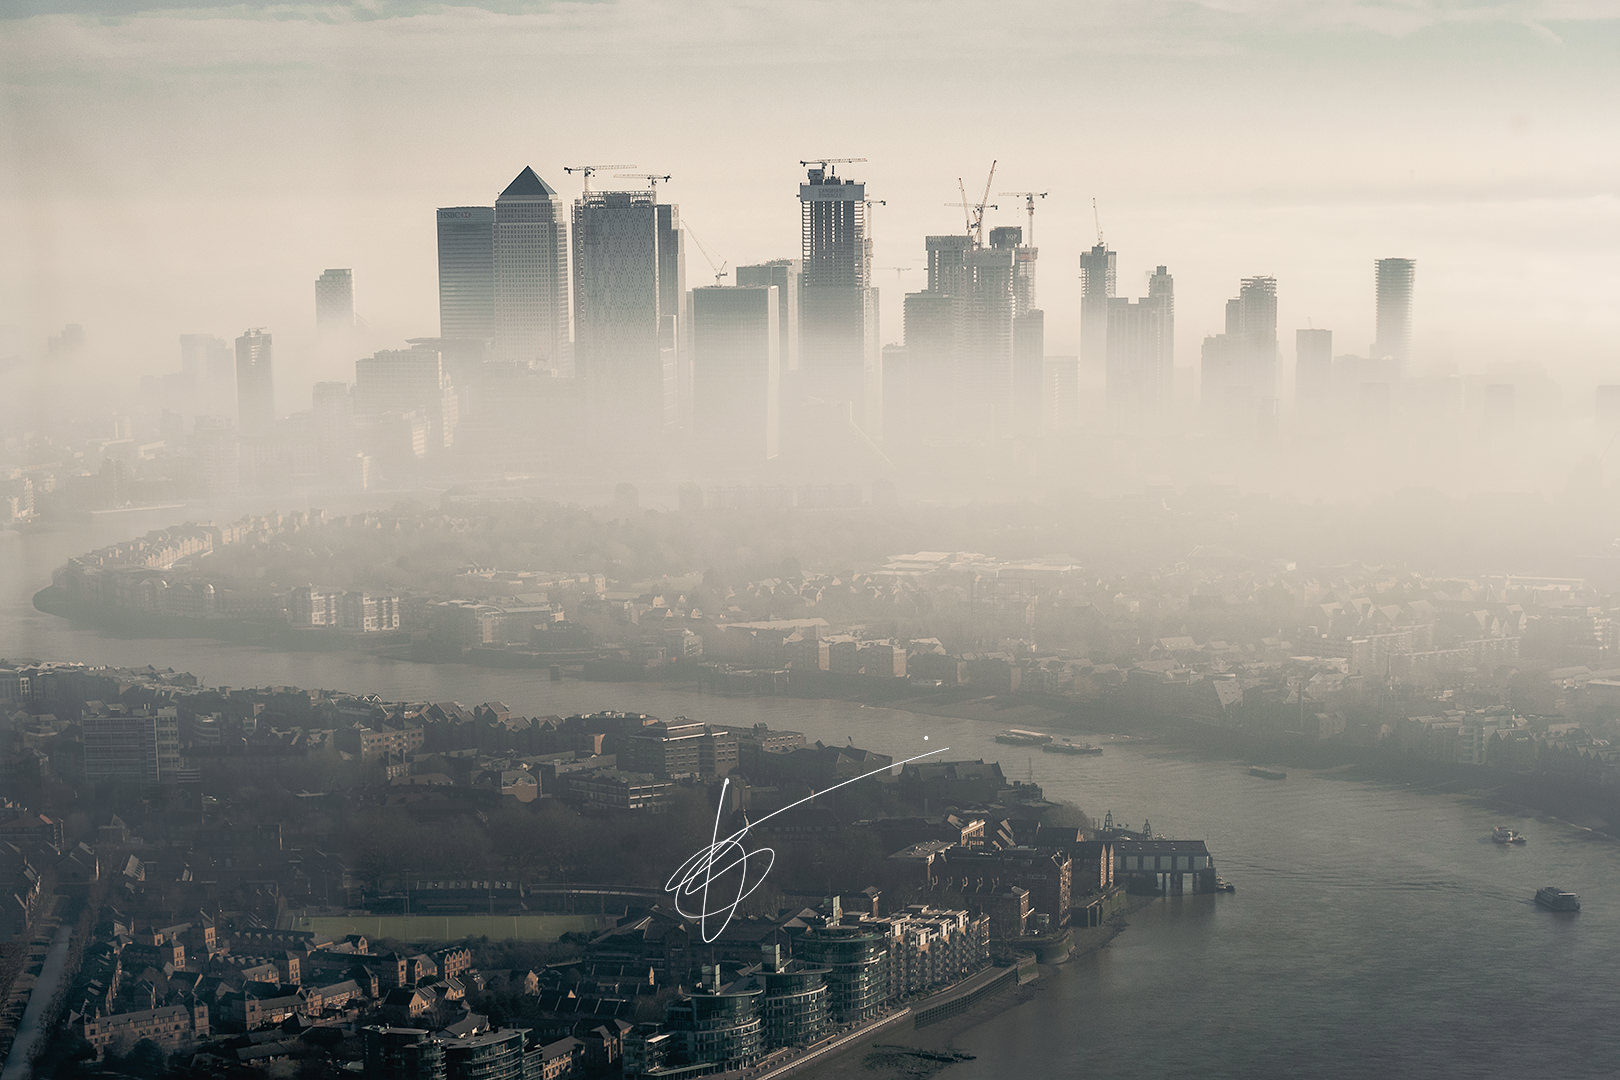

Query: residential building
[1079,240,1116,376]
[82,708,181,785]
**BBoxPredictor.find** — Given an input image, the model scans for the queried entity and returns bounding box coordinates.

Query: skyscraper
[572,189,679,433]
[1200,276,1278,427]
[1374,257,1415,369]
[1080,241,1117,376]
[1295,328,1333,413]
[993,225,1045,433]
[436,205,495,343]
[315,268,354,332]
[736,260,800,373]
[691,284,781,463]
[234,328,274,436]
[798,163,880,437]
[1103,265,1174,422]
[354,343,458,452]
[494,167,570,374]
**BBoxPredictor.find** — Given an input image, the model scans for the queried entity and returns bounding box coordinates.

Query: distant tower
[314,269,354,332]
[1200,276,1278,428]
[572,189,678,432]
[234,328,275,436]
[1374,257,1415,371]
[1148,265,1174,382]
[994,225,1045,433]
[494,167,570,374]
[798,162,880,437]
[736,260,801,373]
[1079,241,1116,376]
[1104,266,1174,422]
[437,206,496,344]
[692,285,781,464]
[1295,328,1333,413]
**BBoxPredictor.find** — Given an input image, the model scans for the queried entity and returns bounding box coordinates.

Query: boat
[1248,766,1287,780]
[1492,826,1527,845]
[1041,740,1103,755]
[995,729,1053,746]
[1535,886,1580,912]
[1216,877,1236,893]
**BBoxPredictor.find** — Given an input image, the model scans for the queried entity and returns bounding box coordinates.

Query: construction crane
[948,162,999,248]
[997,190,1049,245]
[615,172,672,193]
[684,222,728,286]
[878,266,912,280]
[1092,197,1105,246]
[800,156,867,179]
[563,164,636,193]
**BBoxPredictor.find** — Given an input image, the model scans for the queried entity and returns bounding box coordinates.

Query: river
[4,521,1618,1078]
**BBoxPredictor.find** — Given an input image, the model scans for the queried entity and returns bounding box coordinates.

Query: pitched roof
[499,167,558,199]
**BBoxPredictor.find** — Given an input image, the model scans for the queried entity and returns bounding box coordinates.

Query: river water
[4,521,1617,1078]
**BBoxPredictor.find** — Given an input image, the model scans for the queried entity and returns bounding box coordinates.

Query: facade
[691,284,780,463]
[315,268,354,331]
[620,721,738,779]
[572,189,678,433]
[557,769,674,812]
[1200,276,1278,428]
[83,709,181,785]
[664,968,764,1073]
[797,164,880,438]
[1105,296,1171,420]
[1079,241,1117,376]
[437,206,496,343]
[1295,328,1334,413]
[796,924,889,1023]
[735,259,800,373]
[755,945,828,1049]
[1114,838,1217,894]
[355,343,459,452]
[234,328,275,436]
[1373,257,1415,369]
[493,167,571,374]
[79,1003,210,1058]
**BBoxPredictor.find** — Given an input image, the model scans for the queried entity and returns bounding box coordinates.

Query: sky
[2,0,1617,408]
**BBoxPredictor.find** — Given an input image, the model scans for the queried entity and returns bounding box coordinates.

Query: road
[0,925,73,1080]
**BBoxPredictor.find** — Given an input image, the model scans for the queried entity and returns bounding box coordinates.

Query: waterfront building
[797,162,880,439]
[663,966,764,1072]
[691,284,780,464]
[494,167,571,374]
[1113,838,1218,894]
[315,268,354,332]
[234,328,275,436]
[796,924,890,1023]
[752,944,828,1049]
[437,205,496,346]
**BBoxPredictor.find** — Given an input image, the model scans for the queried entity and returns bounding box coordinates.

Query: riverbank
[782,899,1150,1080]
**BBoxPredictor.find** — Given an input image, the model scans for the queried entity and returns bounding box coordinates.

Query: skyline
[2,3,1617,402]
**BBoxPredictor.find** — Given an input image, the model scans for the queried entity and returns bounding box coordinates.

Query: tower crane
[563,164,636,193]
[615,173,672,193]
[997,190,1049,245]
[973,160,997,249]
[799,157,867,178]
[684,221,728,286]
[1092,197,1105,246]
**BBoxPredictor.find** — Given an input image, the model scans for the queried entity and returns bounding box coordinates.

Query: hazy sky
[3,1,1617,405]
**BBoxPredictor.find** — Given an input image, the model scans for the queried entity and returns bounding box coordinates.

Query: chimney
[760,943,781,973]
